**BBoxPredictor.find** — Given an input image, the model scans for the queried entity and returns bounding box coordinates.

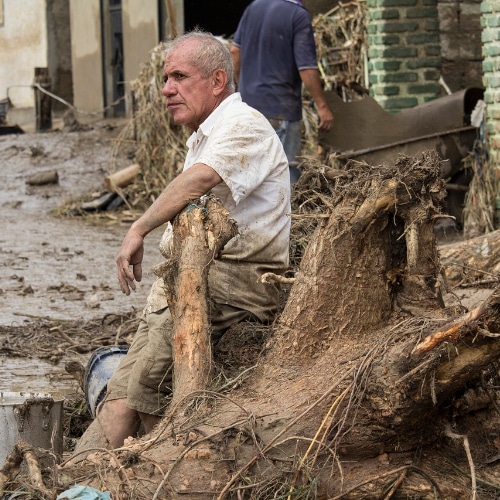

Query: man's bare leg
[139,411,161,434]
[96,398,141,448]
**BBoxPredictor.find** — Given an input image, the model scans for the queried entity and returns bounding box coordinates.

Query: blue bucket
[83,345,129,418]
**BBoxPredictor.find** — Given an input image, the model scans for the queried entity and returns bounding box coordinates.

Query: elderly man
[91,30,290,448]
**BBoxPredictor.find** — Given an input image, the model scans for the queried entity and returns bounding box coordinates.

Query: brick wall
[366,0,442,111]
[482,0,500,170]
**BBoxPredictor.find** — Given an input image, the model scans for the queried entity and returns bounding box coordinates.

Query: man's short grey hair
[164,30,235,93]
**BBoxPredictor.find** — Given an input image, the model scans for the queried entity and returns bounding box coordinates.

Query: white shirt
[185,92,290,264]
[146,92,290,316]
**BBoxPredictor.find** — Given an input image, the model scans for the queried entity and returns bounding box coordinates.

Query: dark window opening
[183,0,251,38]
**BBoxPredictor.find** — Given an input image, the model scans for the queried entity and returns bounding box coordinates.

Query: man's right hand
[317,103,334,131]
[116,229,144,295]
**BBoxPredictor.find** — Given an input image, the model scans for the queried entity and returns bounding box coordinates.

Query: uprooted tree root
[22,292,500,497]
[5,153,500,498]
[10,318,500,499]
[3,311,500,497]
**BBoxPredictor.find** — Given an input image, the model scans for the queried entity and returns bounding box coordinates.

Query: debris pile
[313,1,369,101]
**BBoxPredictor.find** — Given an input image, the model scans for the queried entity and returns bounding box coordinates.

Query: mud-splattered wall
[47,0,73,113]
[122,0,161,116]
[0,0,72,122]
[69,0,103,117]
[0,1,48,123]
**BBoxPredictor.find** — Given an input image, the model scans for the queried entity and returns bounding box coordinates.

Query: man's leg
[70,399,140,460]
[270,119,302,184]
[121,307,174,433]
[92,307,172,448]
[138,411,161,433]
[96,398,141,448]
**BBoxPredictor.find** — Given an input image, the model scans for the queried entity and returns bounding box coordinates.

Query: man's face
[162,41,216,131]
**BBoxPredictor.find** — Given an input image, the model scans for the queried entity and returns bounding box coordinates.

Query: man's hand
[116,229,144,295]
[114,163,222,296]
[317,103,334,132]
[299,69,334,132]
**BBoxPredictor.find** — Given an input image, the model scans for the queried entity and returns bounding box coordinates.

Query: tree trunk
[60,152,500,499]
[439,228,500,287]
[162,196,237,406]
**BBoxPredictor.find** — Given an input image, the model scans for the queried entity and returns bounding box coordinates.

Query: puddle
[0,355,82,400]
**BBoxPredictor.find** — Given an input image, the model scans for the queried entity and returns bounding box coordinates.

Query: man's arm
[230,45,241,85]
[116,163,222,295]
[299,68,334,131]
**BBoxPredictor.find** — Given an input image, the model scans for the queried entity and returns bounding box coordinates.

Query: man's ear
[212,69,228,95]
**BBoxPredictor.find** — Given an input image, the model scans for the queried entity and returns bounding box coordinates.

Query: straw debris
[312,1,369,102]
[462,141,498,236]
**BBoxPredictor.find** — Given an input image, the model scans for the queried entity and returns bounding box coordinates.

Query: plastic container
[0,391,63,465]
[83,345,129,418]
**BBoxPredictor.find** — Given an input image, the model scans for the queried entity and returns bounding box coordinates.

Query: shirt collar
[187,93,242,147]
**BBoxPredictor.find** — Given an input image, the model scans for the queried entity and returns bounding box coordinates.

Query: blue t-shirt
[233,0,318,121]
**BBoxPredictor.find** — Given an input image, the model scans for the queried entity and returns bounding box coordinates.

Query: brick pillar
[367,0,442,112]
[482,1,500,174]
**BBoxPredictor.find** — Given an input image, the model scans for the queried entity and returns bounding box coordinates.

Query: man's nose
[162,80,175,96]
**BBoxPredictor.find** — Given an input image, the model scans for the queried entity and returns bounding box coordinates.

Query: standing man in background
[231,0,334,183]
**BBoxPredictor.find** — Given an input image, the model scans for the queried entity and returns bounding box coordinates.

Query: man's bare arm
[230,45,241,85]
[116,163,222,294]
[299,68,334,131]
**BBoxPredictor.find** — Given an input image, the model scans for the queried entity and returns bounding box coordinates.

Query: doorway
[100,0,126,117]
[183,1,251,38]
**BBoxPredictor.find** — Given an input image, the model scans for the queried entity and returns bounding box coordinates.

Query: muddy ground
[0,119,269,450]
[0,119,165,402]
[1,119,497,483]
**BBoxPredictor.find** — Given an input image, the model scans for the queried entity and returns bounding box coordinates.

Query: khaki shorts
[104,304,256,415]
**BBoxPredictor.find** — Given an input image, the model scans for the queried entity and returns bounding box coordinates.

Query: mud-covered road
[1,121,162,327]
[0,121,162,397]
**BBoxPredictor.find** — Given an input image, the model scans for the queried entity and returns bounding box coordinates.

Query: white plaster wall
[0,1,48,107]
[69,0,104,115]
[122,0,160,115]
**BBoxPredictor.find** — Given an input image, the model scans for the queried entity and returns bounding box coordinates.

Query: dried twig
[445,425,477,500]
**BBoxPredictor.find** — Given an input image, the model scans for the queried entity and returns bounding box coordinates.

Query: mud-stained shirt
[145,93,291,321]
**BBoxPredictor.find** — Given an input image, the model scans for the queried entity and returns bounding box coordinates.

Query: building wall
[162,0,184,39]
[47,0,73,112]
[482,0,500,170]
[438,0,483,92]
[0,0,48,122]
[366,0,442,112]
[122,0,160,115]
[69,0,104,117]
[69,1,167,118]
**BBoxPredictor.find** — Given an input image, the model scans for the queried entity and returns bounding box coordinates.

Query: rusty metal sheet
[319,88,484,157]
